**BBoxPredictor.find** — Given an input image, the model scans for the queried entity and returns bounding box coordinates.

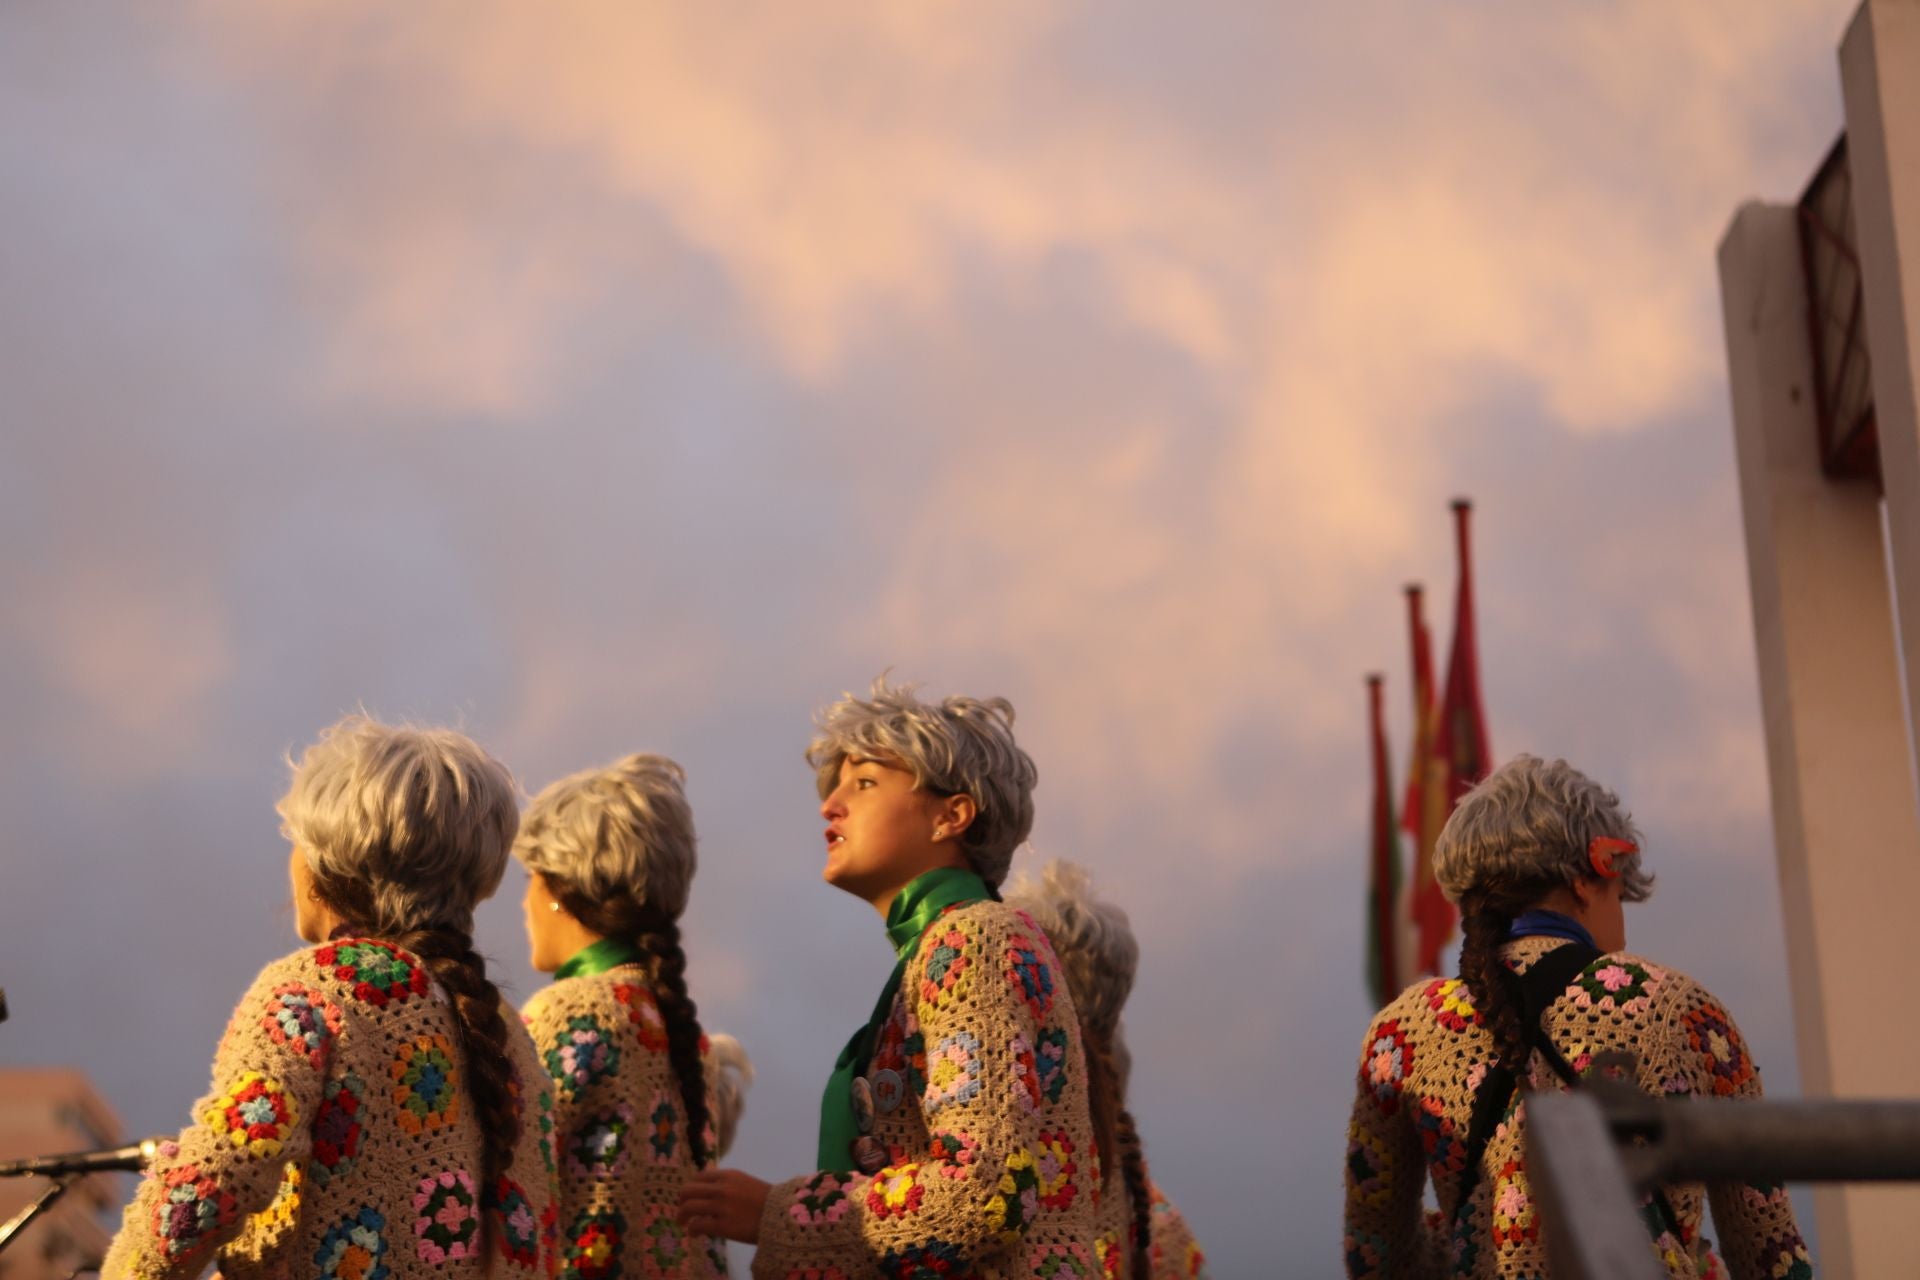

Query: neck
[867,854,973,918]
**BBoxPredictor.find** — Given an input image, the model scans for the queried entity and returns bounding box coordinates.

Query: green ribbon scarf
[554,937,647,981]
[816,866,991,1173]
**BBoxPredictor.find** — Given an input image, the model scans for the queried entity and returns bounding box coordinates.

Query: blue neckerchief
[1508,908,1597,949]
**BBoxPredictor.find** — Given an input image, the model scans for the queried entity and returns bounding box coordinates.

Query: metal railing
[1526,1055,1920,1279]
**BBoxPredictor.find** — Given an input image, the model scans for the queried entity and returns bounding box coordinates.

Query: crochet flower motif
[1569,958,1662,1016]
[1761,1233,1814,1280]
[646,1091,679,1165]
[986,1147,1041,1243]
[865,1162,926,1219]
[871,1007,927,1107]
[248,1162,303,1238]
[537,1090,558,1174]
[1490,1159,1537,1249]
[150,1164,238,1263]
[1423,978,1481,1032]
[310,1072,365,1185]
[204,1072,298,1158]
[1004,933,1056,1022]
[1009,1033,1042,1113]
[1342,1231,1388,1280]
[261,983,344,1071]
[314,1206,390,1280]
[1035,1026,1070,1103]
[789,1172,853,1227]
[612,982,670,1053]
[1362,1019,1412,1115]
[546,1015,621,1097]
[1346,1119,1393,1209]
[1682,1003,1755,1096]
[1412,1095,1464,1182]
[929,1129,980,1179]
[314,940,428,1008]
[923,1031,983,1114]
[391,1034,461,1135]
[1034,1131,1076,1210]
[558,1209,624,1280]
[918,923,975,1012]
[486,1178,541,1269]
[640,1207,689,1276]
[878,1239,966,1279]
[567,1104,635,1179]
[1180,1241,1207,1277]
[1032,1242,1096,1277]
[413,1170,480,1265]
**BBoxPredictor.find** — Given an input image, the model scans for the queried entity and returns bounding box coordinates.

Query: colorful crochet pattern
[752,900,1100,1278]
[1342,937,1809,1279]
[520,964,731,1278]
[1091,1160,1210,1280]
[101,940,559,1280]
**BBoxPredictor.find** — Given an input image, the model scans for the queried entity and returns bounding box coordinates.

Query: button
[870,1068,905,1114]
[850,1076,875,1133]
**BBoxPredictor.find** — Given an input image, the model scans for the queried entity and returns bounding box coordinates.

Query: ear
[1567,876,1600,911]
[931,793,978,843]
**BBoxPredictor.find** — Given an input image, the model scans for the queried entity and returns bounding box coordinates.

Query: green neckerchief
[816,866,991,1173]
[553,937,647,982]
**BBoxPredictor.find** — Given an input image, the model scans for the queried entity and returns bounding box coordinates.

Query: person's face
[289,845,328,944]
[523,870,572,973]
[819,756,954,907]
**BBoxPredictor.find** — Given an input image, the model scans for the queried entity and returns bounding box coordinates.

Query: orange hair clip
[1588,836,1637,879]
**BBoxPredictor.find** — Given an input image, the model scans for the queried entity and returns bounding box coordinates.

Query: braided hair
[552,888,712,1167]
[312,876,521,1190]
[1453,883,1541,1070]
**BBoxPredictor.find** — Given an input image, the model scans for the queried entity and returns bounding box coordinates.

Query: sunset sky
[0,2,1861,1271]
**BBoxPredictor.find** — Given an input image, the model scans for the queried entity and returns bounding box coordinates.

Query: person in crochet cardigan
[1343,754,1812,1280]
[1004,860,1208,1280]
[101,715,559,1280]
[679,677,1102,1278]
[515,753,752,1279]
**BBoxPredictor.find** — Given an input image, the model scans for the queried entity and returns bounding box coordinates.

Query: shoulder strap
[1451,944,1600,1221]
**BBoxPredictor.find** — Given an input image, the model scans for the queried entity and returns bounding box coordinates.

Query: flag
[1416,498,1494,974]
[1400,583,1453,979]
[1365,674,1404,1007]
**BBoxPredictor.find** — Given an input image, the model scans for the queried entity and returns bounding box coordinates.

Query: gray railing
[1525,1056,1920,1279]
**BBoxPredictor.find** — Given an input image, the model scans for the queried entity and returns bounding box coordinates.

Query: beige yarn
[520,966,732,1279]
[101,940,558,1280]
[752,900,1101,1278]
[1343,936,1811,1279]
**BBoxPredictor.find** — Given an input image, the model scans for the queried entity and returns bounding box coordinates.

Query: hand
[678,1168,772,1243]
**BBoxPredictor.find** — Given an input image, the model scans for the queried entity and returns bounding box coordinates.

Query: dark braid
[1115,1105,1152,1280]
[1456,884,1541,1071]
[1083,1028,1150,1278]
[311,876,520,1194]
[553,885,712,1168]
[633,910,713,1169]
[390,926,521,1191]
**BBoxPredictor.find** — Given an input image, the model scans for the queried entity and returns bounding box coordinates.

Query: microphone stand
[0,1173,83,1258]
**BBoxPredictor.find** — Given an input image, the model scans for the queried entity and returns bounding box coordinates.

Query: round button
[850,1076,875,1133]
[870,1068,905,1114]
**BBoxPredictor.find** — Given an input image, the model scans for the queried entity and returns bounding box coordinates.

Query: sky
[0,1,1865,1273]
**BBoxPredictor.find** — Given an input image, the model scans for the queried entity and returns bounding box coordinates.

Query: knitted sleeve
[1343,1000,1431,1280]
[753,905,1084,1277]
[1645,976,1812,1280]
[100,952,335,1280]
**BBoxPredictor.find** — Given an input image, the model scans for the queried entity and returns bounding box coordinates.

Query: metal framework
[1797,134,1882,485]
[1526,1060,1920,1279]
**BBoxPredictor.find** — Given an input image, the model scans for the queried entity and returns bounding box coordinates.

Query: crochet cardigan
[520,964,729,1279]
[752,899,1102,1278]
[1090,1159,1210,1280]
[1343,936,1812,1279]
[101,938,559,1280]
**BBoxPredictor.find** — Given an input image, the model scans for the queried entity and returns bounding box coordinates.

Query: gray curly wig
[1434,753,1653,904]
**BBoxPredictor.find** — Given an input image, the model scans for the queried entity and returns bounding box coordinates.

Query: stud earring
[549,902,563,913]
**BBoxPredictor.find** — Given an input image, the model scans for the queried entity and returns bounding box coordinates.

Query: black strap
[1452,943,1683,1245]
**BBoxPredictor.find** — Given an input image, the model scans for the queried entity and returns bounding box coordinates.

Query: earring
[932,827,946,841]
[549,902,563,913]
